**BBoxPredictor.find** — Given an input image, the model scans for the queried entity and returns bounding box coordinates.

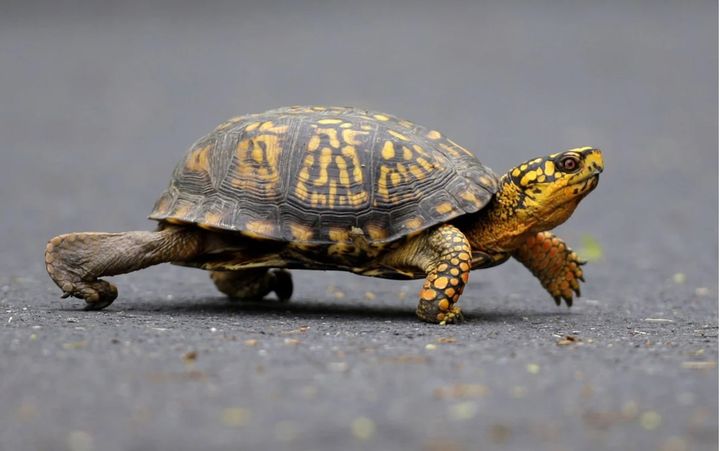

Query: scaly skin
[512,232,585,306]
[45,226,202,309]
[414,225,473,325]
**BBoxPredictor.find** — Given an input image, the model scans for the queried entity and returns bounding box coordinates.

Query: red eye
[559,155,580,172]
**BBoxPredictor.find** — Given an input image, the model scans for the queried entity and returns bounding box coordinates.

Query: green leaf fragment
[577,234,603,262]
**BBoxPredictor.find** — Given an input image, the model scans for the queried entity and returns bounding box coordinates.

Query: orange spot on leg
[420,289,437,301]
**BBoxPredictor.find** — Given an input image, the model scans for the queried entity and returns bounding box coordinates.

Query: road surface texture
[0,1,717,450]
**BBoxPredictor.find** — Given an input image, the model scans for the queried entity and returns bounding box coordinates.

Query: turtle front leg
[511,231,585,306]
[44,225,203,309]
[210,268,293,302]
[384,224,472,325]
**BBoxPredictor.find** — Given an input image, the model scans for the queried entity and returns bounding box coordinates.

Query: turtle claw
[439,307,464,325]
[62,280,118,310]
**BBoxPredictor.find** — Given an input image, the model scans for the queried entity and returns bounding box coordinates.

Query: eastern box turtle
[45,106,603,324]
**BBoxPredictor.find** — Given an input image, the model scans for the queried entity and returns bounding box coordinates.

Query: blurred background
[0,1,716,450]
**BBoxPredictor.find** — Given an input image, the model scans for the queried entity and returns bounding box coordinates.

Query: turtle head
[500,147,604,230]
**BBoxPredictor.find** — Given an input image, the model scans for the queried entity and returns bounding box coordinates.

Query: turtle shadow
[61,296,578,325]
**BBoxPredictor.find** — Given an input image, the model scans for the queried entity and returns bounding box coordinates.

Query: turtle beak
[584,148,604,176]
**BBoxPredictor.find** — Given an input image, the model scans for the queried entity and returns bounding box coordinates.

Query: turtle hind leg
[45,225,203,310]
[210,269,293,302]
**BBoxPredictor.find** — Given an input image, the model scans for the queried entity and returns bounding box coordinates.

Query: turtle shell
[149,106,499,245]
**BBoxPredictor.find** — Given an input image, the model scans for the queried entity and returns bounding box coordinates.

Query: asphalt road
[0,1,717,450]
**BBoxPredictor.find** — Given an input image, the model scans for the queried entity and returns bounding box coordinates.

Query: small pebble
[640,410,661,430]
[221,407,250,427]
[449,401,478,420]
[526,363,540,374]
[351,417,376,440]
[672,273,686,284]
[425,344,438,350]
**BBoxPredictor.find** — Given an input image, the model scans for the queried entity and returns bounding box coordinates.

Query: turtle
[44,105,604,324]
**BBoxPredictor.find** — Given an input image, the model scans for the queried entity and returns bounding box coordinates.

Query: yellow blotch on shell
[373,114,389,121]
[199,212,223,230]
[289,223,314,241]
[348,191,369,206]
[381,141,395,160]
[245,220,275,237]
[408,164,425,180]
[259,121,289,134]
[328,180,337,208]
[405,217,424,230]
[318,128,340,148]
[171,204,191,219]
[341,146,363,183]
[311,192,327,207]
[341,129,369,145]
[426,130,442,140]
[365,224,388,241]
[307,134,321,151]
[416,157,434,172]
[435,202,454,215]
[447,139,474,156]
[459,190,479,206]
[298,167,310,182]
[390,171,402,186]
[245,122,261,131]
[335,155,351,186]
[313,148,333,186]
[512,168,521,177]
[328,228,349,242]
[377,166,391,199]
[388,130,409,141]
[184,144,211,172]
[295,181,309,200]
[251,141,264,164]
[402,147,413,160]
[317,118,343,124]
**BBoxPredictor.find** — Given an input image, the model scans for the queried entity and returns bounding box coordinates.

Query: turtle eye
[558,155,581,173]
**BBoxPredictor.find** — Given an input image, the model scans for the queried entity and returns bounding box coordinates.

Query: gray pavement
[0,1,717,450]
